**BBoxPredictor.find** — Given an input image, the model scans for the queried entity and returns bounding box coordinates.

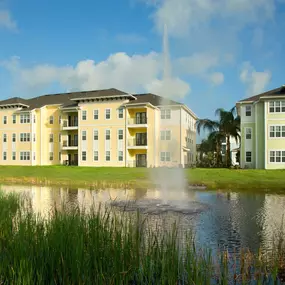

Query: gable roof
[126,93,181,107]
[0,97,29,107]
[237,85,285,103]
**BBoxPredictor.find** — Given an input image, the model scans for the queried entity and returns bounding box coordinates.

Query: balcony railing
[62,119,78,128]
[128,117,147,125]
[62,140,78,147]
[128,137,147,147]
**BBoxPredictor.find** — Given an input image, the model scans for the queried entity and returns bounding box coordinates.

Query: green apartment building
[236,85,285,169]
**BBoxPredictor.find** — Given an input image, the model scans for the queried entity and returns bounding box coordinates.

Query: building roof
[0,97,29,106]
[126,93,180,106]
[237,85,285,103]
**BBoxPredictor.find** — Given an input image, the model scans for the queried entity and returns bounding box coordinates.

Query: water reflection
[1,184,285,255]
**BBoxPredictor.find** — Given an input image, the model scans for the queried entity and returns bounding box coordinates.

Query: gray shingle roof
[238,85,285,103]
[0,97,29,106]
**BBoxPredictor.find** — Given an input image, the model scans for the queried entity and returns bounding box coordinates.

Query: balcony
[127,113,148,128]
[62,140,78,150]
[127,137,148,149]
[61,119,78,131]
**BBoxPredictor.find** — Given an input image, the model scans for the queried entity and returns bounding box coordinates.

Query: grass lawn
[0,166,285,191]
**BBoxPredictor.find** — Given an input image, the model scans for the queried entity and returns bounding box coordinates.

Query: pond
[1,183,285,255]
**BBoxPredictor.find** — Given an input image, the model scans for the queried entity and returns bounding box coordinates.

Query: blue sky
[0,0,285,140]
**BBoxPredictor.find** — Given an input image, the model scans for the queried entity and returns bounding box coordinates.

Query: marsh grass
[0,192,285,284]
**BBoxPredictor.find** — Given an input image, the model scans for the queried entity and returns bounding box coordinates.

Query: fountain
[110,24,209,216]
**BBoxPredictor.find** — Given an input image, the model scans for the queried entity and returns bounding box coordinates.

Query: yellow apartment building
[0,88,197,168]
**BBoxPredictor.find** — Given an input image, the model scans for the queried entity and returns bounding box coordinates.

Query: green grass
[0,165,285,192]
[0,191,284,284]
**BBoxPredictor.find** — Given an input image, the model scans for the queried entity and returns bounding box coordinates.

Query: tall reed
[0,191,284,284]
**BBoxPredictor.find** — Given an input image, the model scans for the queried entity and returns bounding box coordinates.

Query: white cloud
[152,0,275,37]
[240,61,271,96]
[0,10,17,31]
[208,72,224,86]
[2,52,192,100]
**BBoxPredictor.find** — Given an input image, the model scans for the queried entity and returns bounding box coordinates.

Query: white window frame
[49,116,54,124]
[105,151,110,161]
[3,151,7,161]
[94,109,99,120]
[160,130,171,140]
[49,134,53,143]
[269,101,285,113]
[160,130,165,140]
[94,151,99,161]
[20,133,30,142]
[20,113,30,124]
[118,129,123,140]
[12,133,16,142]
[118,108,124,119]
[269,125,285,138]
[12,151,16,161]
[12,114,16,124]
[94,130,98,140]
[245,127,252,140]
[269,150,285,163]
[49,152,53,161]
[3,134,7,143]
[82,110,87,121]
[20,151,30,161]
[105,129,110,140]
[3,116,7,124]
[245,151,252,163]
[82,131,87,141]
[118,151,123,161]
[59,152,61,162]
[245,105,252,117]
[105,108,111,120]
[82,151,87,161]
[160,151,171,162]
[161,109,171,119]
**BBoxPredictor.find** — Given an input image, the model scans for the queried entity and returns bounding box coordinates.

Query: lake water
[1,184,285,255]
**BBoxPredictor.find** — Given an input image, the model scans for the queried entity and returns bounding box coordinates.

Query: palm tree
[196,106,240,167]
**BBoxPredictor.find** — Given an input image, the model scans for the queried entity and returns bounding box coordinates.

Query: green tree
[196,106,240,167]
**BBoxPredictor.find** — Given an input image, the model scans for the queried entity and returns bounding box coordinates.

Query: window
[3,152,7,161]
[118,129,123,140]
[269,101,285,113]
[33,133,36,142]
[3,116,7,124]
[118,108,124,119]
[12,152,16,161]
[49,116,54,124]
[93,130,98,140]
[33,115,36,123]
[105,109,111,119]
[49,134,53,143]
[20,114,30,124]
[59,152,61,161]
[3,134,7,143]
[12,133,16,142]
[269,125,285,138]
[20,133,30,142]
[118,151,123,161]
[161,109,171,119]
[94,110,99,120]
[82,131,86,141]
[49,152,53,161]
[33,152,36,161]
[245,151,252,162]
[105,130,110,140]
[245,106,252,116]
[105,151,110,161]
[269,150,285,163]
[82,110,87,120]
[94,151,98,161]
[245,128,252,139]
[12,114,16,124]
[82,151,86,161]
[160,152,171,162]
[160,130,171,140]
[58,116,61,124]
[20,151,30,161]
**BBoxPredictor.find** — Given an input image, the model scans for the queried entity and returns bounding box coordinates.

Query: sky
[0,0,285,141]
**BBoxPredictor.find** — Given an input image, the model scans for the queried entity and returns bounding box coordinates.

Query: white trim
[264,101,267,169]
[268,149,285,164]
[71,94,136,101]
[105,108,111,120]
[267,100,285,114]
[117,107,124,120]
[245,127,253,140]
[93,109,99,120]
[268,124,285,139]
